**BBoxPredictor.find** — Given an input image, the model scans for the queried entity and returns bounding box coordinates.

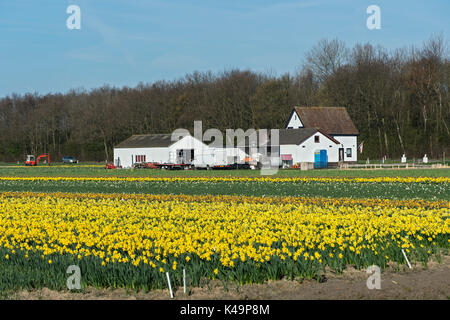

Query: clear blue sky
[0,0,448,97]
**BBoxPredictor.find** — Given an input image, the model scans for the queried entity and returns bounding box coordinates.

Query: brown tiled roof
[293,107,359,135]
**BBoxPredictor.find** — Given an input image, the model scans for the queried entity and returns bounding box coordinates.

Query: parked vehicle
[192,150,228,170]
[62,156,78,164]
[229,163,251,170]
[25,154,51,166]
[132,162,160,169]
[105,162,122,169]
[212,162,251,170]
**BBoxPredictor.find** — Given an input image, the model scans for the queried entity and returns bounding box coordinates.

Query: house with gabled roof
[231,128,343,167]
[251,128,341,168]
[285,107,359,162]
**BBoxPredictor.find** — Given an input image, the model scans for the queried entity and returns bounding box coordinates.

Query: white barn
[113,133,248,168]
[113,134,208,168]
[285,107,359,162]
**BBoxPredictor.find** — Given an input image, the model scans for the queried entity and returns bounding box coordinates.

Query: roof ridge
[294,106,345,109]
[290,106,359,135]
[132,133,177,136]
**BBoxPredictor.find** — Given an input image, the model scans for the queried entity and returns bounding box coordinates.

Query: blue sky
[0,0,448,97]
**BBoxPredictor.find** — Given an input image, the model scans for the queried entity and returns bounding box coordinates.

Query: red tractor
[25,154,51,166]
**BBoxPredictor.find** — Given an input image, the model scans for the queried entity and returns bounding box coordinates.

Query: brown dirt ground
[8,255,450,300]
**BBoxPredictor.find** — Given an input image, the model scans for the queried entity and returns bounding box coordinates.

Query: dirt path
[11,256,450,300]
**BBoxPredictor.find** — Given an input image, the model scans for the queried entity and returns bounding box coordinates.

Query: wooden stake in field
[401,249,412,269]
[183,269,186,295]
[166,272,174,298]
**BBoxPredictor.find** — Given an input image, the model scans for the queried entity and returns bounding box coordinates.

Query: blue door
[314,150,327,168]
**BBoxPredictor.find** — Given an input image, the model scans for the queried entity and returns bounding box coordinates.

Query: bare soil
[9,256,449,300]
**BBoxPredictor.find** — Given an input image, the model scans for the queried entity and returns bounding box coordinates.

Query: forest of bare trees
[0,36,448,162]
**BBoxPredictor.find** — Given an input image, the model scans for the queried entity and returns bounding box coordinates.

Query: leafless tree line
[0,35,448,162]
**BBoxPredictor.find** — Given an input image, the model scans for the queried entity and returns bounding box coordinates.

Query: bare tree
[305,38,349,83]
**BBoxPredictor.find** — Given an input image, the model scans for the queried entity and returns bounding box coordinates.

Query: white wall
[114,147,169,168]
[286,111,303,129]
[191,148,227,167]
[169,135,209,152]
[114,136,215,168]
[115,135,252,169]
[169,135,212,163]
[279,144,298,162]
[192,147,248,167]
[279,132,339,165]
[332,135,358,162]
[223,147,247,162]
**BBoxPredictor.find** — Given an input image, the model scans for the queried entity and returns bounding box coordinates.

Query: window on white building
[346,148,352,157]
[135,155,146,163]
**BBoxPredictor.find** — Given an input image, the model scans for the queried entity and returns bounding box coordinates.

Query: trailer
[191,148,234,170]
[152,163,192,170]
[212,163,251,170]
[132,162,159,169]
[132,162,192,170]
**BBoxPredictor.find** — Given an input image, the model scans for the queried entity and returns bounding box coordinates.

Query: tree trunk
[394,118,405,154]
[382,118,389,158]
[100,128,109,161]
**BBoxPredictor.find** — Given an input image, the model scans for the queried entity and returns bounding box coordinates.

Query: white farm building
[113,133,247,168]
[113,106,359,169]
[285,107,359,163]
[277,128,341,167]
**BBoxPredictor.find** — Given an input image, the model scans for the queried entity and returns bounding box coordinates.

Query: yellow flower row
[0,192,448,268]
[2,191,448,209]
[0,176,448,183]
